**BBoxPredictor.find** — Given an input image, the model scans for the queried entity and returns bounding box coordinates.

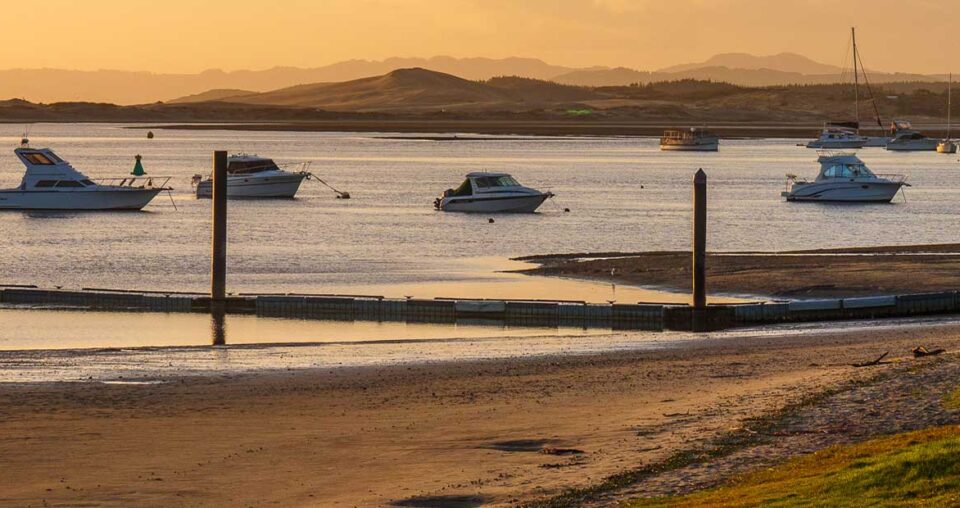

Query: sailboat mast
[948,73,952,139]
[852,27,860,129]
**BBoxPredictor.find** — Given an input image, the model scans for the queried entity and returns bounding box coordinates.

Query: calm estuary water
[2,123,958,296]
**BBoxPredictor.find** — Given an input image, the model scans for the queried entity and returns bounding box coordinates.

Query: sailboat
[937,74,957,154]
[808,28,887,148]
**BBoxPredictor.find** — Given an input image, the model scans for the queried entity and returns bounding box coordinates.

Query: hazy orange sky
[1,0,956,74]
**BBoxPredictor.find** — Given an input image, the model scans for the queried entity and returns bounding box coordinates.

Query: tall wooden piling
[211,151,228,301]
[692,169,707,309]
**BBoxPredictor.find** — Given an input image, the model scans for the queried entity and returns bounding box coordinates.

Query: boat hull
[0,188,163,210]
[784,181,904,203]
[886,140,939,151]
[805,139,867,149]
[862,137,889,147]
[440,193,552,213]
[197,172,306,198]
[660,141,719,151]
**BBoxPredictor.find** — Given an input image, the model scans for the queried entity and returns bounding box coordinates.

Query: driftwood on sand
[852,351,890,368]
[913,346,946,358]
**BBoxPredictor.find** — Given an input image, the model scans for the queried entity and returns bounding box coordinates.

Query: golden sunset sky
[2,0,956,73]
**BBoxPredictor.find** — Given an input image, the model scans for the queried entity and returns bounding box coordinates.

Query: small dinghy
[434,172,553,213]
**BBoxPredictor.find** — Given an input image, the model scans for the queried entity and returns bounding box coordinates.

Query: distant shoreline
[122,120,849,139]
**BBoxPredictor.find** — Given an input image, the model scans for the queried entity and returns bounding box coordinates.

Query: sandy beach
[2,318,958,507]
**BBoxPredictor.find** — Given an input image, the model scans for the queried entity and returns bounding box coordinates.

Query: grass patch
[944,386,960,410]
[630,425,960,507]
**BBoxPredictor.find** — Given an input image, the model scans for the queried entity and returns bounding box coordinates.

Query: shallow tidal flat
[519,243,960,299]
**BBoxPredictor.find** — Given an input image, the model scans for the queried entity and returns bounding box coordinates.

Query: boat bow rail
[95,176,173,189]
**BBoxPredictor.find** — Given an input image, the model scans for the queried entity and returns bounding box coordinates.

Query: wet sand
[2,320,958,506]
[518,244,960,299]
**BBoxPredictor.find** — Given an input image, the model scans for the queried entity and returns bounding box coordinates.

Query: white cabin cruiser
[805,123,868,149]
[782,152,908,203]
[434,172,553,213]
[660,128,719,151]
[885,120,938,151]
[0,141,170,211]
[195,154,308,198]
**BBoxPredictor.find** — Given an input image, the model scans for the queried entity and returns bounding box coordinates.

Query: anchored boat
[938,73,958,154]
[886,120,938,151]
[659,128,719,151]
[434,172,553,213]
[194,154,308,199]
[807,28,889,149]
[805,122,868,149]
[782,152,908,203]
[0,140,171,211]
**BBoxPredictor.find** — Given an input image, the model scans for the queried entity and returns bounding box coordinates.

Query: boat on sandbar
[782,151,908,203]
[0,139,171,211]
[194,154,309,199]
[434,172,553,213]
[659,128,719,151]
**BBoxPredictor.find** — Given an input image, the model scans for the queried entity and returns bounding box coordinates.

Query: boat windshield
[21,151,64,165]
[821,163,875,179]
[474,175,519,188]
[227,159,280,175]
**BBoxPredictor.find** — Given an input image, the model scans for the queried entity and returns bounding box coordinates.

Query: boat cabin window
[80,179,95,186]
[55,180,85,188]
[823,163,870,179]
[34,180,57,188]
[450,179,473,196]
[474,176,519,188]
[227,159,279,175]
[22,152,58,165]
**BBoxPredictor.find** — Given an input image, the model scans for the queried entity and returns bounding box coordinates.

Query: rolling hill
[198,68,601,112]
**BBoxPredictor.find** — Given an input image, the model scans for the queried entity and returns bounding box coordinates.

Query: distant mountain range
[0,53,950,105]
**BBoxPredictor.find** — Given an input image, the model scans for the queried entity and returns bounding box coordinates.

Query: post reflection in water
[211,303,227,346]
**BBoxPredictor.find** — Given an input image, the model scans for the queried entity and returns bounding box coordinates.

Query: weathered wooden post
[211,151,228,345]
[692,169,707,331]
[693,169,707,307]
[211,151,228,300]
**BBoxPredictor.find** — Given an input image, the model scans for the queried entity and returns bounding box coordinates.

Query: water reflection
[0,307,613,351]
[211,303,226,346]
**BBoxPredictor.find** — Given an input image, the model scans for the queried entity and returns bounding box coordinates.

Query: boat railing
[875,173,908,183]
[93,176,173,189]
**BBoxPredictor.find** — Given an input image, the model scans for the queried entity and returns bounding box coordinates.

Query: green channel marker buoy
[132,154,146,176]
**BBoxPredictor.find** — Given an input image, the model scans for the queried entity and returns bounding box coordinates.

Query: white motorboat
[805,123,868,149]
[194,154,308,198]
[434,172,553,213]
[660,128,719,151]
[782,152,908,203]
[937,73,958,154]
[886,120,938,151]
[0,140,170,211]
